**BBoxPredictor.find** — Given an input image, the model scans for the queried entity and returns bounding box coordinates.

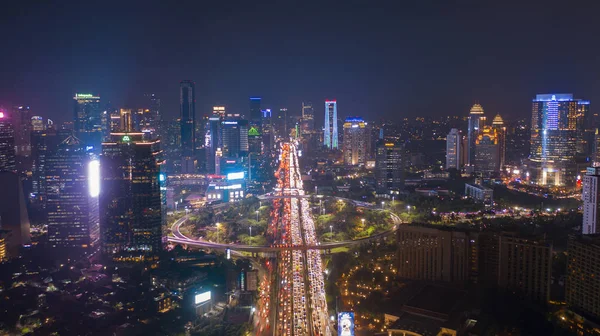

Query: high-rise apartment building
[498,233,552,303]
[396,224,480,284]
[0,110,16,172]
[100,132,162,255]
[46,136,91,249]
[324,100,338,149]
[180,81,196,171]
[375,140,403,192]
[566,234,600,321]
[342,117,368,166]
[73,93,102,151]
[582,167,600,234]
[13,105,32,157]
[474,126,500,173]
[467,104,485,166]
[528,94,585,187]
[446,128,461,169]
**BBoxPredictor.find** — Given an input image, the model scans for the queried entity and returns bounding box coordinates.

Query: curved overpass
[167,195,402,252]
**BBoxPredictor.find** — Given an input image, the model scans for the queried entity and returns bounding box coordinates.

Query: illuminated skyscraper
[73,93,102,151]
[100,132,162,254]
[300,102,315,134]
[474,126,500,173]
[31,128,59,208]
[0,110,16,172]
[491,114,506,169]
[324,100,338,149]
[206,115,222,173]
[375,140,403,192]
[180,80,196,171]
[528,94,583,187]
[221,118,249,158]
[46,136,91,249]
[13,105,31,157]
[446,128,461,169]
[467,104,485,167]
[342,117,368,165]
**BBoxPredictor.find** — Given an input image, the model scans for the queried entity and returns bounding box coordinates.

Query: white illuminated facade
[324,100,338,149]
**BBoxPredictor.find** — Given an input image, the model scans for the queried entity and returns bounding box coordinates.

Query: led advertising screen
[88,160,100,197]
[194,291,211,305]
[227,171,245,180]
[338,312,355,336]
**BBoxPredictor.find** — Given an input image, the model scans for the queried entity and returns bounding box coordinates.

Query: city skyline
[2,2,600,123]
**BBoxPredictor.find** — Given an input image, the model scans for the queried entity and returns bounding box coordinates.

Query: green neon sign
[122,135,130,142]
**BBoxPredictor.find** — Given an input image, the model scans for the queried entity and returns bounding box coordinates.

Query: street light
[330,225,333,240]
[407,205,411,214]
[381,201,385,209]
[249,226,252,237]
[361,218,365,227]
[175,201,178,212]
[255,210,259,222]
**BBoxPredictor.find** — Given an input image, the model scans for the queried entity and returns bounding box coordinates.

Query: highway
[268,142,331,336]
[166,143,403,335]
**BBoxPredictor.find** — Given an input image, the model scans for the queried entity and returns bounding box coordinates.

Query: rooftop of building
[465,183,493,191]
[386,283,470,335]
[491,114,504,125]
[469,103,484,115]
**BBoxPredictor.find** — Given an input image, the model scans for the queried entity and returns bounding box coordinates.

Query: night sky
[1,0,600,123]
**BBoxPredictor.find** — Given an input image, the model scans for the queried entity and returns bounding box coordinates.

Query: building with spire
[467,104,485,168]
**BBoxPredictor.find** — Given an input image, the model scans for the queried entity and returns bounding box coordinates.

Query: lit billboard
[194,291,211,305]
[88,160,100,197]
[338,312,355,336]
[227,172,245,180]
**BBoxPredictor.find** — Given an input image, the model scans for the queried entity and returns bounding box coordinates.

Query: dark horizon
[1,1,599,124]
